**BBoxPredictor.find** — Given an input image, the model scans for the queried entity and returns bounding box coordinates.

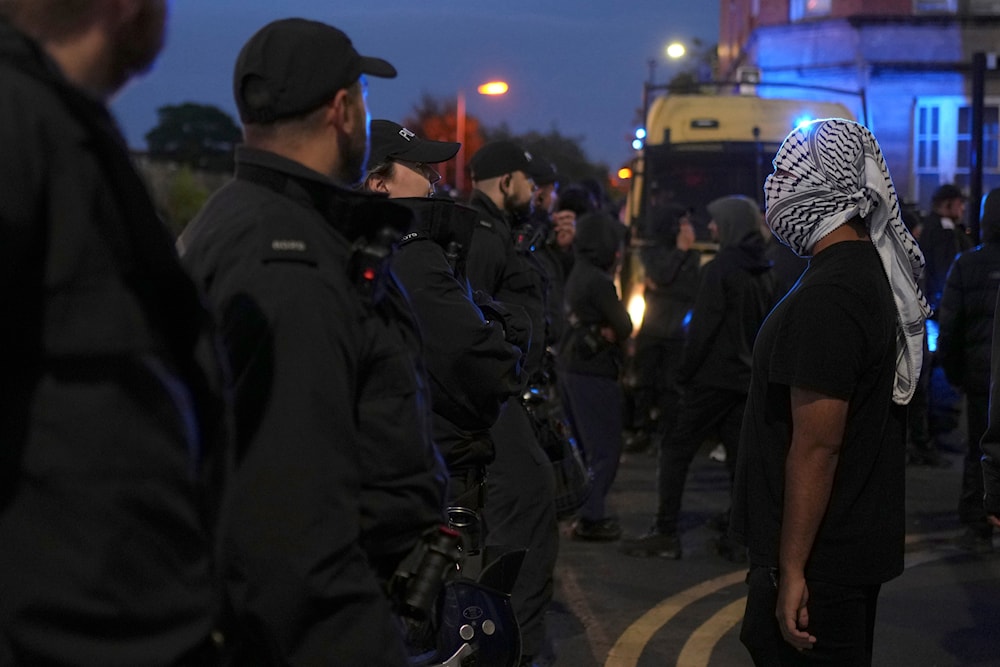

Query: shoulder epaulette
[261,220,318,265]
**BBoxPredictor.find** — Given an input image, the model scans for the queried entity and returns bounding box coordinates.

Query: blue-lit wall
[745,15,1000,209]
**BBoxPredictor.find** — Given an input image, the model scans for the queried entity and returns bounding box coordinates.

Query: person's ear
[366,174,389,194]
[330,88,359,133]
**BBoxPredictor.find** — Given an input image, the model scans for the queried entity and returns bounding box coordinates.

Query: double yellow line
[602,529,963,667]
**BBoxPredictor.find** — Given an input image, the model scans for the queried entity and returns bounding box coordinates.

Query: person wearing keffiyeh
[728,118,930,666]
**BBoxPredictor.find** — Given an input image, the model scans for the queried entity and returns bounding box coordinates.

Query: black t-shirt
[730,240,906,586]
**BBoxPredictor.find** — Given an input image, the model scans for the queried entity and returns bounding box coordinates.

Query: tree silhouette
[403,93,485,192]
[145,102,242,172]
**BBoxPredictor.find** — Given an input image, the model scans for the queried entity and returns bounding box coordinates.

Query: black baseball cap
[234,18,396,124]
[469,140,534,181]
[529,158,557,186]
[368,120,460,166]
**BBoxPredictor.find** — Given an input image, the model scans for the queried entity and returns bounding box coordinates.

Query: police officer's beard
[107,0,167,94]
[338,122,368,186]
[504,191,531,219]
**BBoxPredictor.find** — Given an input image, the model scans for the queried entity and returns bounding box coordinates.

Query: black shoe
[620,530,682,558]
[572,518,622,542]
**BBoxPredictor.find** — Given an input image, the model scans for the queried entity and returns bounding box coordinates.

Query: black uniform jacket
[466,190,546,375]
[391,198,524,470]
[937,241,1000,394]
[179,148,447,665]
[0,20,224,665]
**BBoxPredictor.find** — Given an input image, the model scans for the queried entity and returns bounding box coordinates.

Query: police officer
[178,20,447,665]
[0,2,227,664]
[466,142,559,666]
[363,119,525,523]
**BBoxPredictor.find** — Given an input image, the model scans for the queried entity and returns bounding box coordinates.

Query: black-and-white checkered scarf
[764,118,930,405]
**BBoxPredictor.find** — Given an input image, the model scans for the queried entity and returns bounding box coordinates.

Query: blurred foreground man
[0,1,227,664]
[730,119,930,666]
[178,20,447,665]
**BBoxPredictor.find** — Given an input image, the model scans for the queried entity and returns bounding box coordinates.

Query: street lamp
[455,80,509,193]
[665,42,686,60]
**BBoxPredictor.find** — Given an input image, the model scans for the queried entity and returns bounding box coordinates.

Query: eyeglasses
[397,159,441,186]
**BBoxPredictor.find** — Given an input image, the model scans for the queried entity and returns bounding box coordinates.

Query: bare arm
[777,387,848,651]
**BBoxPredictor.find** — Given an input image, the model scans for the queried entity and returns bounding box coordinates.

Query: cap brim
[360,55,397,79]
[393,138,461,164]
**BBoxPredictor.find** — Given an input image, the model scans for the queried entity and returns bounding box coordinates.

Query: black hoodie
[561,212,633,378]
[677,196,777,392]
[937,188,1000,393]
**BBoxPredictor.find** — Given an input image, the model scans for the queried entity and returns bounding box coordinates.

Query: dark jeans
[959,392,990,527]
[562,372,623,523]
[631,335,684,441]
[741,565,881,666]
[656,384,745,534]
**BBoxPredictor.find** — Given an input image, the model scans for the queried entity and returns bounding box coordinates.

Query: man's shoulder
[181,181,350,277]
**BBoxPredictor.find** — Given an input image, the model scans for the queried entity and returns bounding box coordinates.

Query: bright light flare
[794,115,814,129]
[627,291,646,332]
[477,81,509,96]
[618,167,633,180]
[632,139,643,150]
[666,42,686,59]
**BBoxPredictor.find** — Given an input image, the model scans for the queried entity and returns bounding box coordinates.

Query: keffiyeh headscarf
[764,118,931,405]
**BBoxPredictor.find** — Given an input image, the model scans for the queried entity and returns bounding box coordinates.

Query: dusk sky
[112,1,720,170]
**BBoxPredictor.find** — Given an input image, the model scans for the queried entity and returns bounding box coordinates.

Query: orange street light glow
[477,81,509,96]
[618,167,633,179]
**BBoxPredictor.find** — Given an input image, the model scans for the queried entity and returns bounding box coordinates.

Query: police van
[623,93,855,330]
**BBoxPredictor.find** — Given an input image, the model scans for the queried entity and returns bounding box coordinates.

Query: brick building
[717,0,1000,210]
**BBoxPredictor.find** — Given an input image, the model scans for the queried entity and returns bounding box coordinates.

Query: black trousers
[562,372,623,523]
[631,335,685,441]
[484,400,558,658]
[959,392,990,527]
[655,384,745,534]
[741,565,881,666]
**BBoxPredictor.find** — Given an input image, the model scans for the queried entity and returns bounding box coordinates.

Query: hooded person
[729,118,929,665]
[621,194,777,561]
[561,212,633,541]
[937,187,1000,553]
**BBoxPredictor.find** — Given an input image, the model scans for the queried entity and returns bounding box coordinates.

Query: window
[916,106,940,171]
[913,0,956,12]
[790,0,832,21]
[913,98,1000,210]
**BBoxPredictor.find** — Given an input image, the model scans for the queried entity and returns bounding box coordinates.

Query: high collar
[469,188,510,227]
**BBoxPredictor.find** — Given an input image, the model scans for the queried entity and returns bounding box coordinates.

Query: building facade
[719,0,1000,212]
